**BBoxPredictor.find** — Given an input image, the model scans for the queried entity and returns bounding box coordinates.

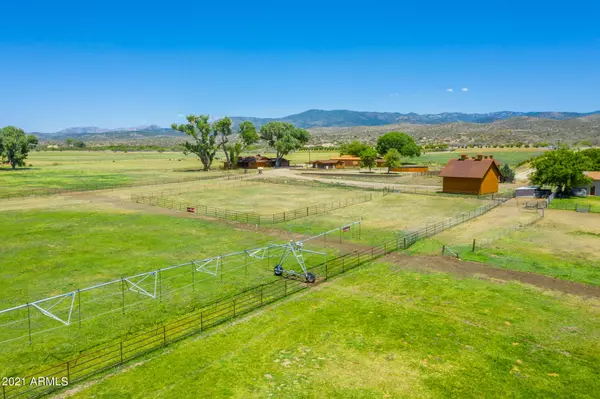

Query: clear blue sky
[1,0,599,132]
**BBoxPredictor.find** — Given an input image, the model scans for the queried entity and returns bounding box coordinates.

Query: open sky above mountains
[1,0,599,132]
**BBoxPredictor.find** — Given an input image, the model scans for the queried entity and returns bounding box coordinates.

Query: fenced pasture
[0,208,353,378]
[549,196,600,213]
[147,183,368,213]
[131,183,375,225]
[277,193,495,245]
[412,208,600,286]
[0,192,511,399]
[414,200,544,248]
[11,234,599,398]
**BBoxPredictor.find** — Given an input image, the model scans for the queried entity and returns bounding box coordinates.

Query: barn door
[592,186,596,196]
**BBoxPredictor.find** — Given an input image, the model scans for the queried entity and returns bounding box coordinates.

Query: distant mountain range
[36,109,600,138]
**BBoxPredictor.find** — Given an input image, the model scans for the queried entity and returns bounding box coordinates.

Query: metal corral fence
[255,177,384,192]
[383,186,515,201]
[0,171,256,201]
[548,201,599,213]
[396,196,510,246]
[130,179,264,199]
[130,192,374,225]
[472,209,545,251]
[2,194,512,399]
[0,234,415,399]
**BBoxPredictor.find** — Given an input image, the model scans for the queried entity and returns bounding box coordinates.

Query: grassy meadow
[66,262,600,398]
[274,193,490,245]
[549,195,600,213]
[0,208,338,377]
[156,183,368,214]
[409,208,600,286]
[0,151,234,196]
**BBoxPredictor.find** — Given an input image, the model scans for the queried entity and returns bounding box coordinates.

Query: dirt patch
[383,252,600,298]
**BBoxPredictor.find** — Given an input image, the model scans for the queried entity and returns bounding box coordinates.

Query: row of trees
[530,148,600,193]
[0,126,38,169]
[171,116,310,170]
[338,132,421,172]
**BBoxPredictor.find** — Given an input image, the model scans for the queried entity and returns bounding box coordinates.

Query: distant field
[261,148,545,167]
[0,151,233,196]
[66,262,600,399]
[410,208,600,286]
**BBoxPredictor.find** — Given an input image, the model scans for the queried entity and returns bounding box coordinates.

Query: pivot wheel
[305,272,316,283]
[274,264,284,276]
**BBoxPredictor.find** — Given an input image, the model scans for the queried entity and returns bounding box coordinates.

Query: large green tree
[360,147,378,172]
[580,148,600,170]
[340,140,369,157]
[530,149,592,193]
[213,117,234,168]
[376,132,420,157]
[500,163,515,183]
[383,148,402,173]
[0,126,37,169]
[225,121,260,168]
[259,122,310,167]
[171,115,217,171]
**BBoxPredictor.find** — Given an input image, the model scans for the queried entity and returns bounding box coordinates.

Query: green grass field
[409,209,600,286]
[549,195,600,213]
[0,151,235,196]
[66,262,600,398]
[3,147,600,398]
[157,183,367,213]
[0,208,338,377]
[275,193,489,245]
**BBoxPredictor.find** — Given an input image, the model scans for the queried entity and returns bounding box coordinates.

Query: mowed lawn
[67,262,600,398]
[410,209,600,286]
[158,183,370,213]
[0,151,233,196]
[275,193,490,245]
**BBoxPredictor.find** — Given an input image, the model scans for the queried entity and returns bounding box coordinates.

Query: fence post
[442,245,445,255]
[163,325,167,346]
[284,279,287,296]
[403,236,406,249]
[472,239,476,252]
[66,361,70,384]
[121,278,125,314]
[260,286,264,306]
[120,341,124,364]
[200,311,204,331]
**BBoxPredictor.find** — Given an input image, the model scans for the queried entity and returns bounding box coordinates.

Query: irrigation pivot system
[252,221,362,283]
[0,221,361,344]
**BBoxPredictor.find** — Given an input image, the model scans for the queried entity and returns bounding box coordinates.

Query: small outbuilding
[330,155,385,167]
[439,154,503,195]
[236,154,289,169]
[311,160,345,169]
[583,172,600,196]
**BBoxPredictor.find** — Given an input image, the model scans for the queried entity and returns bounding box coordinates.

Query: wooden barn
[439,154,503,195]
[236,154,289,169]
[311,160,345,169]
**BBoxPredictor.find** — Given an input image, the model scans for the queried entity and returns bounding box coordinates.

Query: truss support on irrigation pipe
[0,222,361,343]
